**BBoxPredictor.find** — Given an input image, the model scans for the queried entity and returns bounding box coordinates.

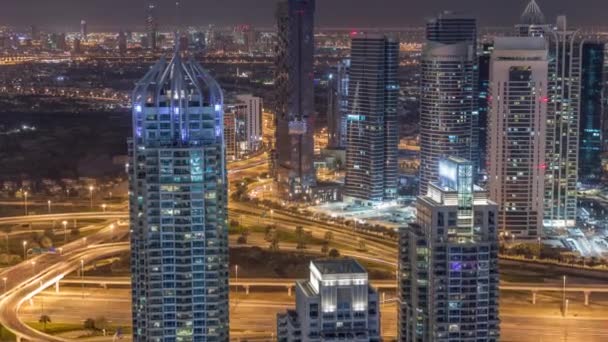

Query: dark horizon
[2,0,607,31]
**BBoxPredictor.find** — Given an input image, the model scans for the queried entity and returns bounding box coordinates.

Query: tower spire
[521,0,545,25]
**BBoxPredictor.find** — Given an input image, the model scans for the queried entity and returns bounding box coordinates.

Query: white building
[399,157,500,342]
[487,36,548,238]
[236,94,263,152]
[277,259,381,342]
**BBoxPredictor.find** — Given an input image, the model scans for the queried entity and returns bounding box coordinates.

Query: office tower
[477,43,493,175]
[236,94,263,152]
[277,259,381,342]
[50,33,66,51]
[274,0,316,201]
[487,37,549,238]
[419,12,478,195]
[118,31,128,55]
[80,20,88,41]
[516,0,546,37]
[224,109,237,160]
[579,42,605,183]
[399,157,500,342]
[147,2,158,50]
[29,25,39,41]
[343,34,399,205]
[544,16,582,229]
[327,59,350,149]
[73,38,82,54]
[129,48,229,341]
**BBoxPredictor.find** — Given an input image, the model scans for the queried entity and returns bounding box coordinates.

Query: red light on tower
[541,96,548,103]
[539,163,547,170]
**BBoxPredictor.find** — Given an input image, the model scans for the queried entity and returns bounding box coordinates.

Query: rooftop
[311,258,366,276]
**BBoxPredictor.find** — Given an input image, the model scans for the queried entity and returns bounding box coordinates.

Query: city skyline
[3,0,608,29]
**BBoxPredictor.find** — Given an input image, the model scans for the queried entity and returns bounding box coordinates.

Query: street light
[23,191,28,216]
[22,241,27,260]
[110,223,115,240]
[235,264,239,303]
[101,203,107,212]
[31,260,36,276]
[62,220,68,244]
[562,275,567,316]
[80,259,85,299]
[82,237,87,247]
[88,186,94,209]
[2,277,7,293]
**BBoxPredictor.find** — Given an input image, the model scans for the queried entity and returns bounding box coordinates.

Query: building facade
[129,50,229,341]
[147,2,158,50]
[327,59,350,149]
[343,34,399,205]
[579,42,605,183]
[277,259,381,342]
[236,94,263,153]
[274,0,317,201]
[516,0,546,37]
[419,12,478,195]
[487,37,548,238]
[399,157,500,342]
[544,16,582,229]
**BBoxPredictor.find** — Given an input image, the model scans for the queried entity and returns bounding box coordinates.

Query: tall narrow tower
[147,2,158,50]
[344,34,399,205]
[274,0,316,201]
[419,12,478,195]
[129,47,229,341]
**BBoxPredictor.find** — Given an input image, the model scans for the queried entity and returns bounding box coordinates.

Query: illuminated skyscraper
[579,42,605,183]
[419,12,478,195]
[399,157,500,342]
[129,47,229,341]
[344,34,399,205]
[327,59,350,149]
[544,16,582,229]
[277,259,381,341]
[516,0,546,37]
[487,37,548,238]
[118,31,128,55]
[147,2,158,50]
[273,0,316,200]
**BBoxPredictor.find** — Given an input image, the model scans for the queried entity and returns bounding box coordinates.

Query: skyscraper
[343,34,399,205]
[516,0,546,37]
[80,20,88,41]
[544,16,582,229]
[118,31,128,55]
[277,259,381,342]
[419,12,478,195]
[579,42,605,183]
[147,2,158,50]
[327,59,350,149]
[236,94,263,153]
[487,37,548,238]
[129,47,229,341]
[274,0,316,201]
[399,157,500,342]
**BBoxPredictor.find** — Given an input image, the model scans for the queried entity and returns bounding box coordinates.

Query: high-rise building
[544,16,582,229]
[398,156,500,342]
[419,12,478,195]
[343,34,399,205]
[274,0,316,201]
[327,59,350,149]
[487,37,549,238]
[516,0,546,37]
[579,42,605,183]
[147,2,158,50]
[129,48,229,341]
[30,25,40,41]
[73,38,82,54]
[277,259,381,342]
[477,43,493,175]
[118,31,128,55]
[224,108,238,160]
[236,94,263,152]
[80,20,88,41]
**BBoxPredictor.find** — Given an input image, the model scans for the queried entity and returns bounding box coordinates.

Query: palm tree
[39,315,51,332]
[324,231,334,242]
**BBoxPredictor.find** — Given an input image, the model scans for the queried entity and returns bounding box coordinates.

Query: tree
[324,231,334,242]
[357,239,367,252]
[295,226,306,250]
[84,318,96,330]
[321,242,329,255]
[269,235,280,252]
[39,315,51,332]
[328,249,340,258]
[237,235,247,244]
[95,316,108,331]
[40,236,53,249]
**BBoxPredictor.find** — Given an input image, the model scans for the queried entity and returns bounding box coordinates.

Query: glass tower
[273,0,317,201]
[129,48,229,341]
[419,12,478,195]
[343,34,399,205]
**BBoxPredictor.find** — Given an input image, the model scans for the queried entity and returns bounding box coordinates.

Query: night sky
[1,0,604,30]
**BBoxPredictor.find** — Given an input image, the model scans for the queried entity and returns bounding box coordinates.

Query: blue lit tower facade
[327,59,350,149]
[129,49,229,341]
[419,12,478,195]
[343,34,399,205]
[399,157,500,341]
[579,42,605,183]
[274,0,317,201]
